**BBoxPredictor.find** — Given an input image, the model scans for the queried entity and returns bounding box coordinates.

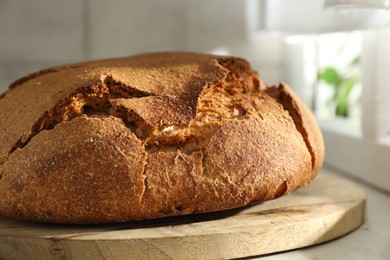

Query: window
[321,28,390,193]
[292,30,390,192]
[257,0,390,192]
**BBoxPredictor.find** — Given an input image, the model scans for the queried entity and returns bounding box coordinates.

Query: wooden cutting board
[0,174,366,260]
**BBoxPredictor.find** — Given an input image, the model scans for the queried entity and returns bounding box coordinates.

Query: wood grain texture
[0,174,366,260]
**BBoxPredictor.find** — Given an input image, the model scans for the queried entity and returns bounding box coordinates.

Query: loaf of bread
[0,52,324,224]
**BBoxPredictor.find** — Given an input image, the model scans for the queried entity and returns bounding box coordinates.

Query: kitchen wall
[0,0,284,94]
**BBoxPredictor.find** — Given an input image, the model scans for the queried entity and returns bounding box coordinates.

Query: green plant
[317,56,360,117]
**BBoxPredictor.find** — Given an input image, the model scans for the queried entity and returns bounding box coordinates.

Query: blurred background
[1,0,390,117]
[1,0,390,191]
[0,0,284,91]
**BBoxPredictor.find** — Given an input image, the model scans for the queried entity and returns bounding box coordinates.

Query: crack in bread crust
[140,154,149,205]
[3,56,263,162]
[103,75,153,99]
[3,76,151,161]
[264,83,321,171]
[4,83,110,160]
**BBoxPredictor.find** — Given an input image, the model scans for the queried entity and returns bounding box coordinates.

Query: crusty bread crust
[0,52,324,224]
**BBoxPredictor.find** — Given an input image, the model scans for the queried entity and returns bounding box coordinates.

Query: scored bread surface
[0,52,324,224]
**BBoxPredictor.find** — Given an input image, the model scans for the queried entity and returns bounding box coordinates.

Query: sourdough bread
[0,52,324,224]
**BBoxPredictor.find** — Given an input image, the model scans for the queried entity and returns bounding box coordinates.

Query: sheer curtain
[361,28,390,140]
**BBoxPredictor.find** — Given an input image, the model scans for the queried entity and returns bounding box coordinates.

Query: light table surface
[257,168,390,260]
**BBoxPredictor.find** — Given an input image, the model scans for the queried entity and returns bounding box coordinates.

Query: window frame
[282,28,390,192]
[319,118,390,192]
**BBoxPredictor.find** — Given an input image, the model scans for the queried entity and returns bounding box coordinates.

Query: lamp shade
[325,0,390,9]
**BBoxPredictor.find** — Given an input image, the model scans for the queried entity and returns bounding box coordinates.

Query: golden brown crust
[265,83,325,176]
[0,117,147,223]
[0,52,324,224]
